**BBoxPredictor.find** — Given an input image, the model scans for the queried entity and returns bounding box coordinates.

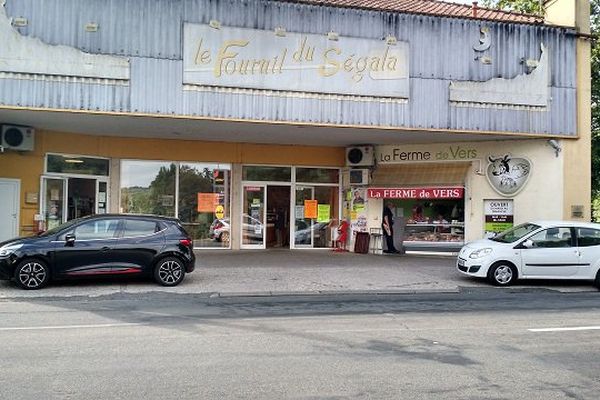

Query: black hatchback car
[0,214,195,290]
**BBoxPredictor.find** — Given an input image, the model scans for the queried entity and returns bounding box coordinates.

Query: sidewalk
[0,250,597,299]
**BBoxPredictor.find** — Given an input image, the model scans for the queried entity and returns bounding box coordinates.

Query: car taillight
[180,238,193,247]
[214,222,223,229]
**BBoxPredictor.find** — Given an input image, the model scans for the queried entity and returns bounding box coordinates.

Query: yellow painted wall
[546,0,592,220]
[0,129,345,236]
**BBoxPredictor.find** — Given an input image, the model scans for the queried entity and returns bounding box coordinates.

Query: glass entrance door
[241,185,266,249]
[294,186,315,247]
[41,176,67,231]
[96,180,108,214]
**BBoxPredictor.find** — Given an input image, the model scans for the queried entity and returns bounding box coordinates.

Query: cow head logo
[486,154,532,197]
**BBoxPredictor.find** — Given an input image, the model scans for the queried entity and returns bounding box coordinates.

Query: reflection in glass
[47,154,109,176]
[293,186,339,248]
[296,168,339,184]
[43,178,65,231]
[294,186,313,246]
[313,186,339,248]
[242,166,291,182]
[179,163,230,248]
[120,161,176,217]
[242,186,265,246]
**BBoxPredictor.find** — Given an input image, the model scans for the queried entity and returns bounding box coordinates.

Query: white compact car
[457,221,600,287]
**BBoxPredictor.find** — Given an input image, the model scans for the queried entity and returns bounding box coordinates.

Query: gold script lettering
[319,47,341,77]
[214,40,250,78]
[194,38,211,65]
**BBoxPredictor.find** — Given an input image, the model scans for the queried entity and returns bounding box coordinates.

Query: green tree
[481,0,543,15]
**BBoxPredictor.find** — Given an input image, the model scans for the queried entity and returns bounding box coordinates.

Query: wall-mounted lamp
[274,27,286,37]
[12,17,28,27]
[547,139,562,157]
[327,31,339,41]
[209,19,221,29]
[385,35,397,46]
[85,23,99,32]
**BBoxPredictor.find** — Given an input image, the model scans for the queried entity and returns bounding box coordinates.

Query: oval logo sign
[486,154,532,197]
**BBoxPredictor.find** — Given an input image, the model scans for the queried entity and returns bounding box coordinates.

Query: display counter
[403,222,464,249]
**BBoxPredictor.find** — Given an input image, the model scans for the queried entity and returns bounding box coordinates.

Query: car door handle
[100,246,111,252]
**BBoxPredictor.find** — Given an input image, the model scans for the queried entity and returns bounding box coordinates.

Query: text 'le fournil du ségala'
[194,36,401,82]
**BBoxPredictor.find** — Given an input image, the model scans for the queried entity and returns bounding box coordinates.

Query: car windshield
[38,218,82,237]
[491,223,541,243]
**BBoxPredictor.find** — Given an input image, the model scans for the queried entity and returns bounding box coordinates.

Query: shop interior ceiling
[0,108,535,146]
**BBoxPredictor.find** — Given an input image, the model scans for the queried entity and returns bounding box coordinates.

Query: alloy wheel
[494,265,513,285]
[18,262,48,289]
[158,260,183,285]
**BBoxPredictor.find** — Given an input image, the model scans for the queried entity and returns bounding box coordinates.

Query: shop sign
[486,154,532,197]
[368,187,464,199]
[197,193,220,212]
[484,199,514,236]
[183,24,409,98]
[304,200,318,219]
[376,144,478,164]
[214,204,225,219]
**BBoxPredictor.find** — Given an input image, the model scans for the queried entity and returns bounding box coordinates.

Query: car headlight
[0,244,23,257]
[469,248,492,259]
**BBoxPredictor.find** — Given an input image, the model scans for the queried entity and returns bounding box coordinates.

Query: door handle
[100,246,111,252]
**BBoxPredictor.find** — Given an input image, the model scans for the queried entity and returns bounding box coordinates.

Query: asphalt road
[1,290,600,400]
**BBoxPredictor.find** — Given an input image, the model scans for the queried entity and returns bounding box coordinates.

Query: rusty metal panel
[2,0,578,136]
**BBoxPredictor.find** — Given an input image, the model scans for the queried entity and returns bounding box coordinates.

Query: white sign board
[183,24,409,98]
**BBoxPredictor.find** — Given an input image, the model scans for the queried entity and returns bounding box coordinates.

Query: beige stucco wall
[365,139,564,244]
[546,0,592,221]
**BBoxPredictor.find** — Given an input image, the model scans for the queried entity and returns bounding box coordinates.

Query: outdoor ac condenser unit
[345,146,374,167]
[1,125,35,151]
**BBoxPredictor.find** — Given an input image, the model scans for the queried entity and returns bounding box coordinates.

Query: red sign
[367,187,464,199]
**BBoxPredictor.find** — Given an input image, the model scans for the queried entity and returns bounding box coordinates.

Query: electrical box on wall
[1,125,35,151]
[345,146,374,167]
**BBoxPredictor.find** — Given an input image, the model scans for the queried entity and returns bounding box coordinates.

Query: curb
[211,288,462,298]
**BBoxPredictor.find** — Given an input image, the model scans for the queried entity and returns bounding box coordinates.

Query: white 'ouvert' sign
[183,24,409,98]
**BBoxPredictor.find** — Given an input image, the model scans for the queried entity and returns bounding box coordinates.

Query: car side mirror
[522,239,534,249]
[65,233,76,246]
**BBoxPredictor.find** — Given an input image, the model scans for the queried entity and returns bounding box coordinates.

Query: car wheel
[488,262,517,286]
[154,257,185,287]
[220,231,230,245]
[594,270,600,290]
[14,259,50,290]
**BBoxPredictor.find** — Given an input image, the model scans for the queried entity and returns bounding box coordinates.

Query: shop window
[242,166,291,181]
[296,168,339,184]
[178,163,231,248]
[394,199,465,245]
[46,154,109,176]
[120,161,176,217]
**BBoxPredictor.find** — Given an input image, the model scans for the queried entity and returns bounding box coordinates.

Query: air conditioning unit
[346,145,374,167]
[1,125,35,151]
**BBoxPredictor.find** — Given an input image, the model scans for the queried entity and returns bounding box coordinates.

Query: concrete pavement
[0,250,597,298]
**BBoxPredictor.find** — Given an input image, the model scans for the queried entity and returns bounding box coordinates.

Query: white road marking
[528,326,600,332]
[0,323,141,332]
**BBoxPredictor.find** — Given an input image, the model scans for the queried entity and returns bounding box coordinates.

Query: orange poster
[197,193,219,212]
[304,200,318,219]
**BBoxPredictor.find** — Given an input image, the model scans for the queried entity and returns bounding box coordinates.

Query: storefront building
[0,0,591,252]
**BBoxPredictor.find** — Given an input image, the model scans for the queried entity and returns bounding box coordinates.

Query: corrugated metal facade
[1,0,578,136]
